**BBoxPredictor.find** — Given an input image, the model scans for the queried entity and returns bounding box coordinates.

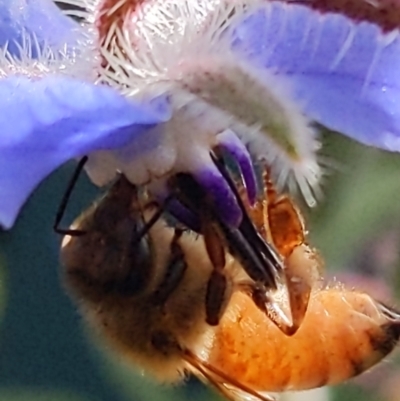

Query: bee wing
[183,350,275,401]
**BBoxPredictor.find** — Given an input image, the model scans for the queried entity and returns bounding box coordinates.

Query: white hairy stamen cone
[60,0,322,205]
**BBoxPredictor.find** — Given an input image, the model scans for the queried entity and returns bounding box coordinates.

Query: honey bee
[59,169,400,401]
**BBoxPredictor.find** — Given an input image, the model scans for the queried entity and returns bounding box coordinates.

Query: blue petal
[0,0,80,55]
[0,76,170,229]
[233,3,400,152]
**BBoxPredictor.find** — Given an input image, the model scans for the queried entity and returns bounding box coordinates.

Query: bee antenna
[53,156,88,236]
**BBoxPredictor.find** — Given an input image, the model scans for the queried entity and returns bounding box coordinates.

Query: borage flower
[1,0,400,230]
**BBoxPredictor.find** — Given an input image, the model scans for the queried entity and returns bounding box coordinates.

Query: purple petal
[0,75,170,229]
[0,0,79,54]
[216,130,257,205]
[232,3,400,152]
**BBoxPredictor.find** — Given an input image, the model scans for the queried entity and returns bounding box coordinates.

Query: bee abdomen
[208,289,400,392]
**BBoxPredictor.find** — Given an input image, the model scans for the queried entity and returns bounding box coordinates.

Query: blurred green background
[1,130,400,401]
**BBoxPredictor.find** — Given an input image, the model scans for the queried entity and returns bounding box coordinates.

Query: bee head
[60,175,155,302]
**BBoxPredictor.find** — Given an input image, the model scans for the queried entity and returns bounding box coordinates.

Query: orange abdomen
[209,288,399,392]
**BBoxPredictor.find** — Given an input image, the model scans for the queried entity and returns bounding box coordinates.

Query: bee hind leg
[183,349,276,401]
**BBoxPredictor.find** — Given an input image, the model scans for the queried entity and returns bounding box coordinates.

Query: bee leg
[259,167,315,334]
[282,264,313,334]
[255,285,299,336]
[205,270,230,326]
[203,219,231,326]
[237,281,305,336]
[183,349,276,401]
[151,228,188,306]
[249,256,314,336]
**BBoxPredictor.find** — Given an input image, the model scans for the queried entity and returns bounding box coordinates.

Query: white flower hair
[55,0,322,204]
